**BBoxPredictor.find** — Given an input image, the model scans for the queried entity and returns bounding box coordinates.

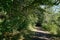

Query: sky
[51,4,60,13]
[40,4,60,13]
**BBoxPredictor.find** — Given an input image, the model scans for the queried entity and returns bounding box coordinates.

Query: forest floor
[31,27,60,40]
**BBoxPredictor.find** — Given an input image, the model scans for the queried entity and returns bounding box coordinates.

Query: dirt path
[33,27,50,34]
[31,27,54,40]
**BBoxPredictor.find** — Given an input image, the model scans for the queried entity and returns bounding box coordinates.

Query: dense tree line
[0,0,60,40]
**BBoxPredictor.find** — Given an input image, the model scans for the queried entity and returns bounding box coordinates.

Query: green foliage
[0,0,60,40]
[0,0,38,40]
[42,22,58,34]
[42,13,60,35]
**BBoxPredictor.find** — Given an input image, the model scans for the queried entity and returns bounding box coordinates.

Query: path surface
[31,27,55,40]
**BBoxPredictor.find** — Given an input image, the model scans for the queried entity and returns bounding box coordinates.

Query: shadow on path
[31,31,52,40]
[31,27,60,40]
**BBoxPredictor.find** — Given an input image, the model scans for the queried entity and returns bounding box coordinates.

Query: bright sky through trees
[50,4,60,13]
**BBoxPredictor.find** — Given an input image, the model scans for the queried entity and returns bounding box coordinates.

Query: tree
[0,0,60,40]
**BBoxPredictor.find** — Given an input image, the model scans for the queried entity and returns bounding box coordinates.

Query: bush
[42,12,60,36]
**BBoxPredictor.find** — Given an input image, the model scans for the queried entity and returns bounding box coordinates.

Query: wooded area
[0,0,60,40]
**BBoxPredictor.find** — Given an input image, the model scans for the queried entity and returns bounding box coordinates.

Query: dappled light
[0,0,60,40]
